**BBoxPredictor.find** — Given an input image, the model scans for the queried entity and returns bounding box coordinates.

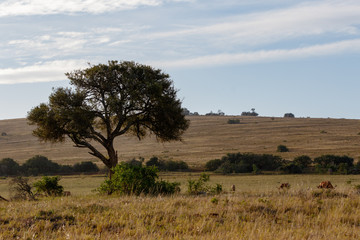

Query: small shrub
[211,197,219,204]
[277,145,289,152]
[98,163,180,195]
[9,176,36,200]
[187,173,222,195]
[33,176,64,197]
[227,119,240,124]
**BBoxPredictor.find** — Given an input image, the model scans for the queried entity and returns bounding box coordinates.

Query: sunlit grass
[1,173,360,239]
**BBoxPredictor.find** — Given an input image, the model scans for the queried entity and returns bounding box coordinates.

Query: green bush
[205,152,284,174]
[0,158,20,176]
[314,155,354,174]
[293,155,312,169]
[73,161,99,173]
[227,119,240,124]
[33,176,64,197]
[21,155,60,176]
[146,157,189,171]
[205,159,222,171]
[98,163,180,195]
[187,173,222,195]
[277,145,289,152]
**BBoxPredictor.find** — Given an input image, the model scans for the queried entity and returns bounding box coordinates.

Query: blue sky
[1,0,360,119]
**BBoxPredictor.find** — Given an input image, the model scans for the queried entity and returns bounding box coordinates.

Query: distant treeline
[0,155,189,177]
[0,155,99,176]
[205,152,360,175]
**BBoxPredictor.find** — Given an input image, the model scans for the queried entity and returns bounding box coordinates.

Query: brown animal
[278,183,290,190]
[231,185,236,192]
[317,181,334,189]
[63,191,71,196]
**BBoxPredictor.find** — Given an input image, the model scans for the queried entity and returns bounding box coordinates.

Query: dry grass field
[1,116,360,169]
[2,116,360,239]
[1,173,360,239]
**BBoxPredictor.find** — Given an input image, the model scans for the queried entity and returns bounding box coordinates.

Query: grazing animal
[317,181,334,189]
[278,183,290,190]
[231,185,236,192]
[63,191,71,196]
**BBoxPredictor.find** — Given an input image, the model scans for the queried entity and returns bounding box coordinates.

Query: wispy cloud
[0,60,88,84]
[146,0,360,48]
[0,0,193,17]
[155,39,360,68]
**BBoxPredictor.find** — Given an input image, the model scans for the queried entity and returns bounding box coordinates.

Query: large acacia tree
[27,61,189,176]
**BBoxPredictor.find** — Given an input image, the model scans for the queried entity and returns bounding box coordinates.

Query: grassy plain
[1,116,360,168]
[1,173,360,239]
[2,116,360,239]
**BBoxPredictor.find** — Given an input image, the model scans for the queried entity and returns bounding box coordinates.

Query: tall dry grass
[1,183,360,239]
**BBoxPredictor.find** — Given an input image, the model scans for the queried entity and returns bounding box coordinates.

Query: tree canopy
[27,61,189,173]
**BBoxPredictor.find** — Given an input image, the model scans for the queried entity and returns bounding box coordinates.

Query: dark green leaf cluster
[277,145,289,152]
[227,119,240,124]
[145,156,189,171]
[33,176,64,197]
[314,155,354,174]
[205,153,284,174]
[0,156,99,176]
[98,163,180,195]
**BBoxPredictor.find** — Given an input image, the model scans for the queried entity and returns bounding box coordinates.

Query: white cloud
[155,39,360,68]
[0,60,88,84]
[0,0,193,16]
[145,0,360,48]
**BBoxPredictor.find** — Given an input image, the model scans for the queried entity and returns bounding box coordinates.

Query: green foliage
[0,158,20,176]
[187,173,222,195]
[21,155,60,176]
[293,155,312,169]
[205,159,222,171]
[279,162,302,174]
[227,119,240,124]
[33,176,64,197]
[98,163,180,195]
[206,152,284,174]
[73,161,99,173]
[277,145,289,152]
[314,155,354,174]
[145,156,189,171]
[27,61,189,172]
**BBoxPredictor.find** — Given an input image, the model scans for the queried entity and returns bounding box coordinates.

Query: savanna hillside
[1,116,360,168]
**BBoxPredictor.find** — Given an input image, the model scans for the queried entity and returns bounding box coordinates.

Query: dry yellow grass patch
[1,188,360,239]
[1,116,360,169]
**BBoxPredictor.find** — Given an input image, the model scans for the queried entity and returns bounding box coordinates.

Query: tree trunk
[107,145,118,179]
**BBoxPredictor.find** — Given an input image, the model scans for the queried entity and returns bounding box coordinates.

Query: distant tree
[293,155,312,169]
[284,113,295,118]
[73,161,99,173]
[0,158,20,176]
[21,155,60,176]
[27,61,189,178]
[277,145,289,152]
[241,108,259,116]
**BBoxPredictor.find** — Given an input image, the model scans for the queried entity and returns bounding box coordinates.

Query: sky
[1,0,360,120]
